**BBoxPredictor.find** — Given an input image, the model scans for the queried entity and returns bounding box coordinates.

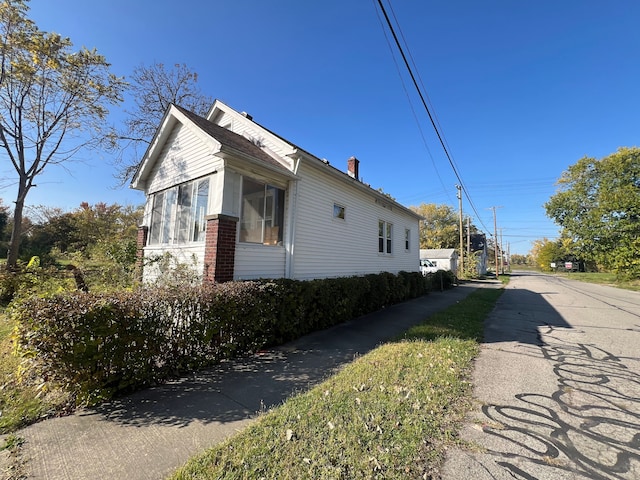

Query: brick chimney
[347,156,360,180]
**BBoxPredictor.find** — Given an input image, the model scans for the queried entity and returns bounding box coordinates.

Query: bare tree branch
[110,62,213,185]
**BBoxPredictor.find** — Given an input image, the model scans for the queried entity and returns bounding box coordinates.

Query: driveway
[443,271,640,479]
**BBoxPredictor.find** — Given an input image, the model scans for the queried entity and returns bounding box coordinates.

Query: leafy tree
[410,203,477,249]
[23,202,141,259]
[112,62,213,183]
[20,206,74,259]
[510,254,531,265]
[530,237,569,271]
[16,202,143,291]
[0,198,8,256]
[545,147,640,278]
[0,0,126,269]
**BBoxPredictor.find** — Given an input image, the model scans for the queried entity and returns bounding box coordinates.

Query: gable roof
[173,105,287,171]
[206,101,422,221]
[420,248,458,259]
[131,101,422,221]
[131,104,292,190]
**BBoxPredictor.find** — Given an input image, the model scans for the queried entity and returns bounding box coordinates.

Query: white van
[420,259,438,275]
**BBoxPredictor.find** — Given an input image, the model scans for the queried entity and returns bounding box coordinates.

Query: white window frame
[333,203,345,220]
[378,220,393,255]
[239,176,285,246]
[148,177,209,245]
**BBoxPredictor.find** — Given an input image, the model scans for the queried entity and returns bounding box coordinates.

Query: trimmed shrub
[13,271,449,403]
[425,270,456,291]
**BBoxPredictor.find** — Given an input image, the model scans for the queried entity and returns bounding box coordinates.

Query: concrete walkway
[5,281,491,480]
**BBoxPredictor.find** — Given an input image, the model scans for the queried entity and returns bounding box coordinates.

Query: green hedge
[12,270,455,403]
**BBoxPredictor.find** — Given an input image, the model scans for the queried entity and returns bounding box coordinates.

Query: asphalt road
[442,271,640,480]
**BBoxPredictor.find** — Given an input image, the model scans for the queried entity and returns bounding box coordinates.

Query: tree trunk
[6,179,27,269]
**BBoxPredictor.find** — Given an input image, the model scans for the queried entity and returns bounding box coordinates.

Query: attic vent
[240,111,253,120]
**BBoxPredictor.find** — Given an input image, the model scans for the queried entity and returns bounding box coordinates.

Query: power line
[371,0,454,205]
[374,0,491,234]
[384,1,464,187]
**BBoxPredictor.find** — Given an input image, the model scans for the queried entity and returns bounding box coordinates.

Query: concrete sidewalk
[5,281,493,480]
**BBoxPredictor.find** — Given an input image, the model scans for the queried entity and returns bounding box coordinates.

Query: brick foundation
[204,214,238,283]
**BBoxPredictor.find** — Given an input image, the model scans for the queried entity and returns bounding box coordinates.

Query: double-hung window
[378,220,393,254]
[240,178,285,245]
[148,177,209,245]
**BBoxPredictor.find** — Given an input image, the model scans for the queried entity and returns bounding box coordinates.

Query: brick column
[204,214,238,283]
[135,225,149,282]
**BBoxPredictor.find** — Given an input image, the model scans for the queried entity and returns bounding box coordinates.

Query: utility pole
[489,206,502,277]
[499,228,504,274]
[456,185,464,278]
[466,216,471,256]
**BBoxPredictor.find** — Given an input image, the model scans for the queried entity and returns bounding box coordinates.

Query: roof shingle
[174,105,289,172]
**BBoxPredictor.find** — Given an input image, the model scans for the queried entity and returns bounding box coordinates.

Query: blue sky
[3,0,639,255]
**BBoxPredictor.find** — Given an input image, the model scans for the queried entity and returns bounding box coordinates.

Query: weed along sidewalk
[6,280,502,480]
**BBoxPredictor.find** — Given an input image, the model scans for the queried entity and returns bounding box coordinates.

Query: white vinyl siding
[234,244,286,279]
[290,161,419,280]
[147,122,220,194]
[142,244,205,284]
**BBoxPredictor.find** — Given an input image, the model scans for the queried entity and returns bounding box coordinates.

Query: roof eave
[220,145,298,180]
[289,149,422,221]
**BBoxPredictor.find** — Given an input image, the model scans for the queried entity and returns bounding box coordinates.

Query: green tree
[19,202,143,289]
[112,62,213,183]
[410,203,477,249]
[545,147,640,278]
[0,0,126,269]
[20,206,74,259]
[24,202,141,259]
[530,237,570,271]
[71,202,143,287]
[510,254,531,265]
[0,198,8,256]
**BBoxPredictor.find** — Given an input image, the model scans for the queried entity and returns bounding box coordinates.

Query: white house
[419,248,459,275]
[132,100,422,283]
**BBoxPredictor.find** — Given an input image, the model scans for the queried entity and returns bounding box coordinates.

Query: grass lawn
[171,285,505,480]
[559,271,640,291]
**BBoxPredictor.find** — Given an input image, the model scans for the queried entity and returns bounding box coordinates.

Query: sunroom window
[240,178,285,245]
[148,177,209,245]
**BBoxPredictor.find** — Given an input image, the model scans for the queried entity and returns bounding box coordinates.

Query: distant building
[419,248,458,275]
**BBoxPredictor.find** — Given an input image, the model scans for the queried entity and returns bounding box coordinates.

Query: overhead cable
[374,0,491,233]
